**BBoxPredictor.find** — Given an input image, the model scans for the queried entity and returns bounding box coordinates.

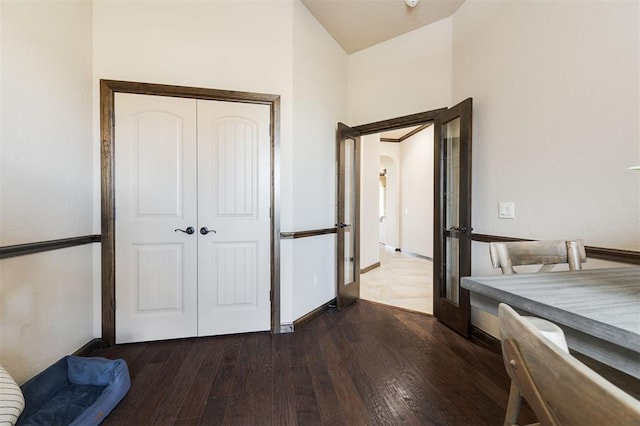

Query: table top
[461,267,640,352]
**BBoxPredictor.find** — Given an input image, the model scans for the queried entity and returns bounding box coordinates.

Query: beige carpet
[360,247,433,315]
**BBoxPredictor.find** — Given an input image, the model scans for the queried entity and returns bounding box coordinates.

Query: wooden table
[461,267,640,378]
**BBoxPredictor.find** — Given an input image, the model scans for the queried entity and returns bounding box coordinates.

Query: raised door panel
[134,244,184,312]
[214,118,258,218]
[211,242,258,307]
[134,112,184,217]
[115,93,198,344]
[196,100,271,336]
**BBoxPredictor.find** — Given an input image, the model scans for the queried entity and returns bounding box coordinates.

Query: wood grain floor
[91,301,528,426]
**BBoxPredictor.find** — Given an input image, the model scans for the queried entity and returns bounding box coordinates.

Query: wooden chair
[498,303,640,426]
[489,240,586,275]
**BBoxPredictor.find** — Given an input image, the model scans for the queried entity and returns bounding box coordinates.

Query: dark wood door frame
[346,106,448,307]
[352,108,447,135]
[100,79,281,346]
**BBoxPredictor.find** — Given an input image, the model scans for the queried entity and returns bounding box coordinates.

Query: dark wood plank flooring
[91,301,530,425]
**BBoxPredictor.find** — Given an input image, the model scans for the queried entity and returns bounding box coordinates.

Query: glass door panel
[336,123,360,310]
[433,99,472,337]
[343,137,356,286]
[444,117,461,305]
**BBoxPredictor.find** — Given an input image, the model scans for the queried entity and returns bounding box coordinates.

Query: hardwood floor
[91,301,526,425]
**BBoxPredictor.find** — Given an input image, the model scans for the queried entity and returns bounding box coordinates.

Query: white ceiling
[300,0,465,54]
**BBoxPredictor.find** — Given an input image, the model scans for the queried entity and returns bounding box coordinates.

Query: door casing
[100,80,281,346]
[347,105,472,334]
[336,107,448,308]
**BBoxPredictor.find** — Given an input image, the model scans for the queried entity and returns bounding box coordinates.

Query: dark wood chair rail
[0,235,101,259]
[471,233,640,265]
[280,227,337,239]
[1,232,636,265]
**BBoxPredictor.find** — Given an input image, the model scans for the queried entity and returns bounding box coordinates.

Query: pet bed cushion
[16,356,130,426]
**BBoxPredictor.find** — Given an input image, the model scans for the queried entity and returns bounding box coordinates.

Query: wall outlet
[499,201,515,219]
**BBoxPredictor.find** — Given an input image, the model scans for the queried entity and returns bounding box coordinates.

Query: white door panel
[197,100,271,335]
[115,94,271,342]
[115,93,198,343]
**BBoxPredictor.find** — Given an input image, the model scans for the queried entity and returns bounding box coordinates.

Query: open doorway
[359,125,434,314]
[337,99,472,335]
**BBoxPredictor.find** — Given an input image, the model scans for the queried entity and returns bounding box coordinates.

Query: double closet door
[114,93,271,344]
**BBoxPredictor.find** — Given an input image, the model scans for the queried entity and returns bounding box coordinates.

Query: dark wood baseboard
[293,299,336,329]
[73,338,103,357]
[470,326,501,354]
[360,262,380,274]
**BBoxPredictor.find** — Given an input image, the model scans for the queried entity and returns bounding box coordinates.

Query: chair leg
[504,381,523,426]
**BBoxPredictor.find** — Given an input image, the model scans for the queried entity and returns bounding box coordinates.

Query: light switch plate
[499,201,515,219]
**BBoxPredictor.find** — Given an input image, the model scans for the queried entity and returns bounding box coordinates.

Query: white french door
[114,93,270,344]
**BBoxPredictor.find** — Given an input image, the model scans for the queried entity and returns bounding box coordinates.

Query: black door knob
[174,226,195,235]
[200,227,216,235]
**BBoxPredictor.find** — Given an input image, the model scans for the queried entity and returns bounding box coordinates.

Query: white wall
[453,0,640,251]
[379,144,401,248]
[92,0,295,221]
[93,0,346,325]
[360,134,381,270]
[0,0,94,383]
[400,126,434,258]
[347,17,453,125]
[453,0,640,334]
[290,0,347,320]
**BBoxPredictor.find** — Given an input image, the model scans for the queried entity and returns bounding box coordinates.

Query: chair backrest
[489,240,586,275]
[498,304,640,425]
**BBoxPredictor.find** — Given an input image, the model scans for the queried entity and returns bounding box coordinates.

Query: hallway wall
[400,127,434,258]
[360,134,382,270]
[379,145,400,249]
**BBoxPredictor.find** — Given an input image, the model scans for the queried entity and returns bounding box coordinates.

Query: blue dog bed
[17,356,130,426]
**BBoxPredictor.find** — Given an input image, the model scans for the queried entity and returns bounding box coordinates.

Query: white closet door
[115,93,198,344]
[196,100,271,336]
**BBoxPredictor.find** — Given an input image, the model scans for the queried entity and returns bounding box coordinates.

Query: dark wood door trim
[353,108,447,135]
[100,79,281,346]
